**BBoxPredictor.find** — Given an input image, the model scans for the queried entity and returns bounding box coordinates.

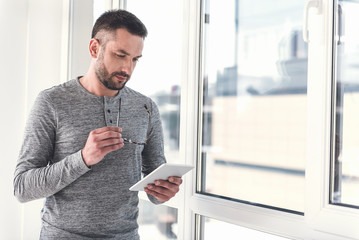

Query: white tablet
[129,163,194,191]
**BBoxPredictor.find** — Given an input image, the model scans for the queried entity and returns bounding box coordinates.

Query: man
[14,9,182,239]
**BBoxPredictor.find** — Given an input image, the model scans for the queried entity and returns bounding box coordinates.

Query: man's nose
[120,59,134,74]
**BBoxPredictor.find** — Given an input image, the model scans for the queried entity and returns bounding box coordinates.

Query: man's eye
[116,54,125,58]
[133,58,139,62]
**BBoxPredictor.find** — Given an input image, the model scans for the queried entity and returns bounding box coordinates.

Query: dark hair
[91,9,148,40]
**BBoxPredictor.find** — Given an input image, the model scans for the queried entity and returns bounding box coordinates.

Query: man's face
[94,28,144,91]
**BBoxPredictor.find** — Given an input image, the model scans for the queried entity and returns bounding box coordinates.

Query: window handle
[337,3,344,45]
[303,0,322,43]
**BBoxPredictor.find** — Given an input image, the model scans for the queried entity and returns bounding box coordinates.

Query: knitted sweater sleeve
[13,91,90,203]
[141,100,167,204]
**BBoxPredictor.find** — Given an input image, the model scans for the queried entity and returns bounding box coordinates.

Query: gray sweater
[13,78,166,239]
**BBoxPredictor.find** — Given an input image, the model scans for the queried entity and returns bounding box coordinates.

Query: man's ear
[89,38,100,58]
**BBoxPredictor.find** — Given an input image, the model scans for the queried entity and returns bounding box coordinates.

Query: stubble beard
[95,55,130,91]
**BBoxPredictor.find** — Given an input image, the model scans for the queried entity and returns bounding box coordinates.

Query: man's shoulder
[39,79,80,101]
[42,79,77,94]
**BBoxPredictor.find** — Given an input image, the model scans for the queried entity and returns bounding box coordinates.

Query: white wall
[0,0,65,239]
[0,1,28,239]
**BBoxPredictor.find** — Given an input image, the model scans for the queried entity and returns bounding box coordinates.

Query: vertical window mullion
[305,0,359,238]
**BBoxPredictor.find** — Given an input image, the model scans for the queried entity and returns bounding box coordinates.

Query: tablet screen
[129,163,194,191]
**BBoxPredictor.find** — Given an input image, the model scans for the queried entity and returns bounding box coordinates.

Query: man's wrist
[80,149,91,168]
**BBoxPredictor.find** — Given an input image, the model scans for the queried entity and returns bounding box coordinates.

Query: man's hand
[82,127,124,167]
[144,177,183,202]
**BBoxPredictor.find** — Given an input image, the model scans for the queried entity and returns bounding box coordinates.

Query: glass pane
[331,0,359,207]
[69,0,112,80]
[200,0,307,213]
[199,216,288,240]
[127,0,182,162]
[127,1,183,237]
[138,200,178,240]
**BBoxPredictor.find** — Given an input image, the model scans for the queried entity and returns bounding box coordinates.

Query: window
[331,0,359,208]
[138,200,178,240]
[126,1,184,239]
[127,0,183,161]
[301,0,359,238]
[194,0,359,239]
[198,0,307,213]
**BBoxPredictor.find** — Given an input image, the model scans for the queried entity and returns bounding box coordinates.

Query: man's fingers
[91,139,124,160]
[168,177,183,185]
[144,178,182,199]
[102,141,125,153]
[144,177,183,202]
[92,129,123,146]
[96,130,122,141]
[153,180,180,193]
[145,186,171,202]
[82,127,124,167]
[97,137,124,148]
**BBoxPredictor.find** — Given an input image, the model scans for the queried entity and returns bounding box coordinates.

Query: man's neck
[79,73,119,98]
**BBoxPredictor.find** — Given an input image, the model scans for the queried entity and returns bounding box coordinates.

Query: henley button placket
[104,97,120,127]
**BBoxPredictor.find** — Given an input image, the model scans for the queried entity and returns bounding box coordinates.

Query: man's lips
[112,72,130,82]
[115,75,126,81]
[114,74,128,82]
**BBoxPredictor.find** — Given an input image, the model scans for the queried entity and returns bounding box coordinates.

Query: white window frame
[121,0,193,239]
[305,0,359,238]
[181,0,359,239]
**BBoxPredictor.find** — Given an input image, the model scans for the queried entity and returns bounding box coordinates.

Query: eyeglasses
[122,138,146,145]
[117,99,151,145]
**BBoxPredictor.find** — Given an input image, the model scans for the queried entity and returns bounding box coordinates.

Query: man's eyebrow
[116,49,142,58]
